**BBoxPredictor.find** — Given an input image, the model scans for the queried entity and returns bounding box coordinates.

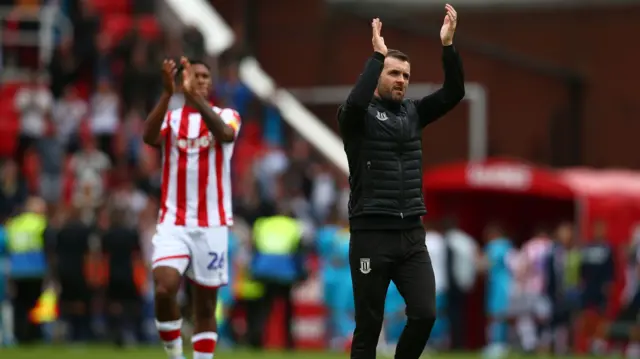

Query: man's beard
[380,89,403,104]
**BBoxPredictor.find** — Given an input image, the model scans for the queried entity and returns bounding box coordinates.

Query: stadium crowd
[0,1,639,358]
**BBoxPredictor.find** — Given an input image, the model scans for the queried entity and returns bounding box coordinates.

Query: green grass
[0,346,593,359]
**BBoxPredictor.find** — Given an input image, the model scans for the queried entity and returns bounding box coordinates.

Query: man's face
[192,63,212,97]
[377,56,410,103]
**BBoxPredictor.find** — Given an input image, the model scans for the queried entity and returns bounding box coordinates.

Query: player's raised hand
[180,56,195,95]
[162,59,177,94]
[440,3,458,46]
[371,18,388,56]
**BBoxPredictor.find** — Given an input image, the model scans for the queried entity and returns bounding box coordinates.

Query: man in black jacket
[338,5,465,359]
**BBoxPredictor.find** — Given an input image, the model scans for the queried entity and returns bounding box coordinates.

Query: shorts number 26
[207,252,225,270]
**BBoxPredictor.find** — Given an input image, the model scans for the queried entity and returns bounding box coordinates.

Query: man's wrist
[442,41,453,47]
[373,51,386,62]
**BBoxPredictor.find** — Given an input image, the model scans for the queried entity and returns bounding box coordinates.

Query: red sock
[192,332,218,359]
[156,319,183,359]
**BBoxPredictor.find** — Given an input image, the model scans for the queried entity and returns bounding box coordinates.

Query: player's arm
[186,94,236,142]
[337,18,387,135]
[143,59,176,147]
[415,4,466,128]
[180,57,236,143]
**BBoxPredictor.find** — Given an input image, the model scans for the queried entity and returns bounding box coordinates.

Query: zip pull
[400,212,404,218]
[367,161,371,170]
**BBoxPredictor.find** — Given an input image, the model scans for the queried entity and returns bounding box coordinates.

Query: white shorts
[509,293,551,320]
[151,223,229,288]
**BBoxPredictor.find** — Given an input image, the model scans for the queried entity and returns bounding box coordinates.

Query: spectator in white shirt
[89,78,120,159]
[424,222,448,347]
[52,85,88,153]
[69,136,112,205]
[442,217,479,349]
[14,71,53,164]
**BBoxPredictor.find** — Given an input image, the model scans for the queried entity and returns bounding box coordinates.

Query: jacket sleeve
[337,52,386,137]
[413,45,466,128]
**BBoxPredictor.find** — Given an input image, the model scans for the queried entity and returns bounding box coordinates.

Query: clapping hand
[161,59,177,95]
[440,3,458,46]
[372,18,388,56]
[180,56,196,96]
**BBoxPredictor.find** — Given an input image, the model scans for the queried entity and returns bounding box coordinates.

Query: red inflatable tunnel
[422,157,577,349]
[422,158,640,351]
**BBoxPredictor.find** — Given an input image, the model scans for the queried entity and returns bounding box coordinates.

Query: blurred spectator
[37,113,64,204]
[52,85,87,153]
[101,204,144,346]
[52,205,93,342]
[69,136,111,220]
[14,71,53,165]
[121,108,146,166]
[0,160,28,223]
[111,178,148,226]
[71,0,99,76]
[250,203,307,349]
[216,62,252,117]
[579,220,616,355]
[545,222,575,355]
[255,144,289,202]
[443,217,479,350]
[7,196,48,343]
[95,33,113,81]
[89,78,120,159]
[121,41,159,113]
[310,163,337,223]
[424,221,448,348]
[48,37,78,98]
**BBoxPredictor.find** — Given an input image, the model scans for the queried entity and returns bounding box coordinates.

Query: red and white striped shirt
[515,236,553,294]
[158,104,241,227]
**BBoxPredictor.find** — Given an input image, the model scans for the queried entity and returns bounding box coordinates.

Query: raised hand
[162,59,177,95]
[372,18,388,56]
[440,3,458,46]
[180,56,195,95]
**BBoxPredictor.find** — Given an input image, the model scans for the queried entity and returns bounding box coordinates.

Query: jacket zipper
[398,117,404,219]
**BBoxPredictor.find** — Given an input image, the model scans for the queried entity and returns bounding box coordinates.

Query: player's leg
[515,296,538,353]
[349,229,393,359]
[191,284,219,359]
[186,226,230,359]
[151,225,191,359]
[391,227,436,359]
[485,290,509,359]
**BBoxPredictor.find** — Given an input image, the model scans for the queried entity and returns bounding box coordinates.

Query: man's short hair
[188,59,211,70]
[386,49,410,63]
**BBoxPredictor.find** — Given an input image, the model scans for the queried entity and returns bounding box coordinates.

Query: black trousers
[349,226,436,359]
[254,282,294,350]
[12,277,44,343]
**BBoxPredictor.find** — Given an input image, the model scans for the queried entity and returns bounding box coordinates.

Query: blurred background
[1,0,640,358]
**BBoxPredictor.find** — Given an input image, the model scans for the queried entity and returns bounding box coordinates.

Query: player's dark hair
[187,59,211,70]
[386,49,410,63]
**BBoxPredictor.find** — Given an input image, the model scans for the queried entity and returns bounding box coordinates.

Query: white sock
[626,342,640,359]
[192,331,218,359]
[156,319,184,359]
[592,338,607,355]
[516,316,537,351]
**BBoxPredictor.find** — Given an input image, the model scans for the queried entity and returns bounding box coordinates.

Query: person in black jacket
[338,5,465,359]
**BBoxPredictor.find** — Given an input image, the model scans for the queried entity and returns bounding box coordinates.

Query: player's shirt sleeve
[220,108,242,138]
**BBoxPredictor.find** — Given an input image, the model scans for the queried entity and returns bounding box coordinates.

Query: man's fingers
[445,4,457,21]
